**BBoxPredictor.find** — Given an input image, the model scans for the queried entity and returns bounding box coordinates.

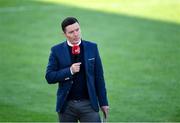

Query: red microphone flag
[72,45,80,55]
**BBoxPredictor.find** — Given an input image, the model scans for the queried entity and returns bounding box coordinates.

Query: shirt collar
[67,40,81,47]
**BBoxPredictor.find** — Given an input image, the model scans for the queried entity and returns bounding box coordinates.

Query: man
[45,17,109,122]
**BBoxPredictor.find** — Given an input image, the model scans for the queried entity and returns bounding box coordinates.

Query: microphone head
[72,45,80,55]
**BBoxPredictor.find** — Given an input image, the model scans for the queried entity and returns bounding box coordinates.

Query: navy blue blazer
[45,40,108,112]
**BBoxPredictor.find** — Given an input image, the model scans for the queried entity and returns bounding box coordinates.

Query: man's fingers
[101,106,109,120]
[74,62,81,66]
[103,111,106,118]
[103,110,108,118]
[71,62,81,73]
[76,67,80,70]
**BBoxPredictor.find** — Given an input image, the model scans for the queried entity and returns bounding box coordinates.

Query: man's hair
[61,17,79,33]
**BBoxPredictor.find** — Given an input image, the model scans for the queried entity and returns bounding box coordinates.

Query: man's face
[64,22,81,45]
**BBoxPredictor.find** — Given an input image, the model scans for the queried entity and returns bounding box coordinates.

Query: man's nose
[74,32,79,36]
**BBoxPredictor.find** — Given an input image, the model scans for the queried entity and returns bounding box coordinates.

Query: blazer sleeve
[94,44,109,106]
[45,47,73,84]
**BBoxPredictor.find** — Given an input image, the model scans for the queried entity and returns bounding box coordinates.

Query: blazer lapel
[62,41,72,66]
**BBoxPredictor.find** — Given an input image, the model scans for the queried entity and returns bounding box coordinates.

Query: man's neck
[67,40,81,47]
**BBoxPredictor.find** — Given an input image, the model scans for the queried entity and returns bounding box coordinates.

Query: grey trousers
[58,100,101,123]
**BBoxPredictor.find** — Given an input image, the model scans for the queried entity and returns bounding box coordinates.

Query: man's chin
[72,40,80,44]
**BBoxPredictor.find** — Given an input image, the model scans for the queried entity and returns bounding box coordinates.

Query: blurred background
[0,0,180,122]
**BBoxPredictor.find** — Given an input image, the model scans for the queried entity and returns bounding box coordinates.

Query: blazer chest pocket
[88,58,95,71]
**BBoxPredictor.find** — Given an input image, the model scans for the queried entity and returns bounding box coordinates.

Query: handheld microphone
[72,45,80,63]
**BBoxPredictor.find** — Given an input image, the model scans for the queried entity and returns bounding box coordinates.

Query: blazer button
[71,81,73,84]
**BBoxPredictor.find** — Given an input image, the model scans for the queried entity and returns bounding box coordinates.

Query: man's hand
[101,106,109,119]
[70,62,81,74]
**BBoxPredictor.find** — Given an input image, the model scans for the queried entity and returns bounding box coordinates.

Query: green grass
[41,0,180,24]
[0,0,180,122]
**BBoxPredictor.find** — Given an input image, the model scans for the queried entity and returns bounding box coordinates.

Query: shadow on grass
[0,0,180,122]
